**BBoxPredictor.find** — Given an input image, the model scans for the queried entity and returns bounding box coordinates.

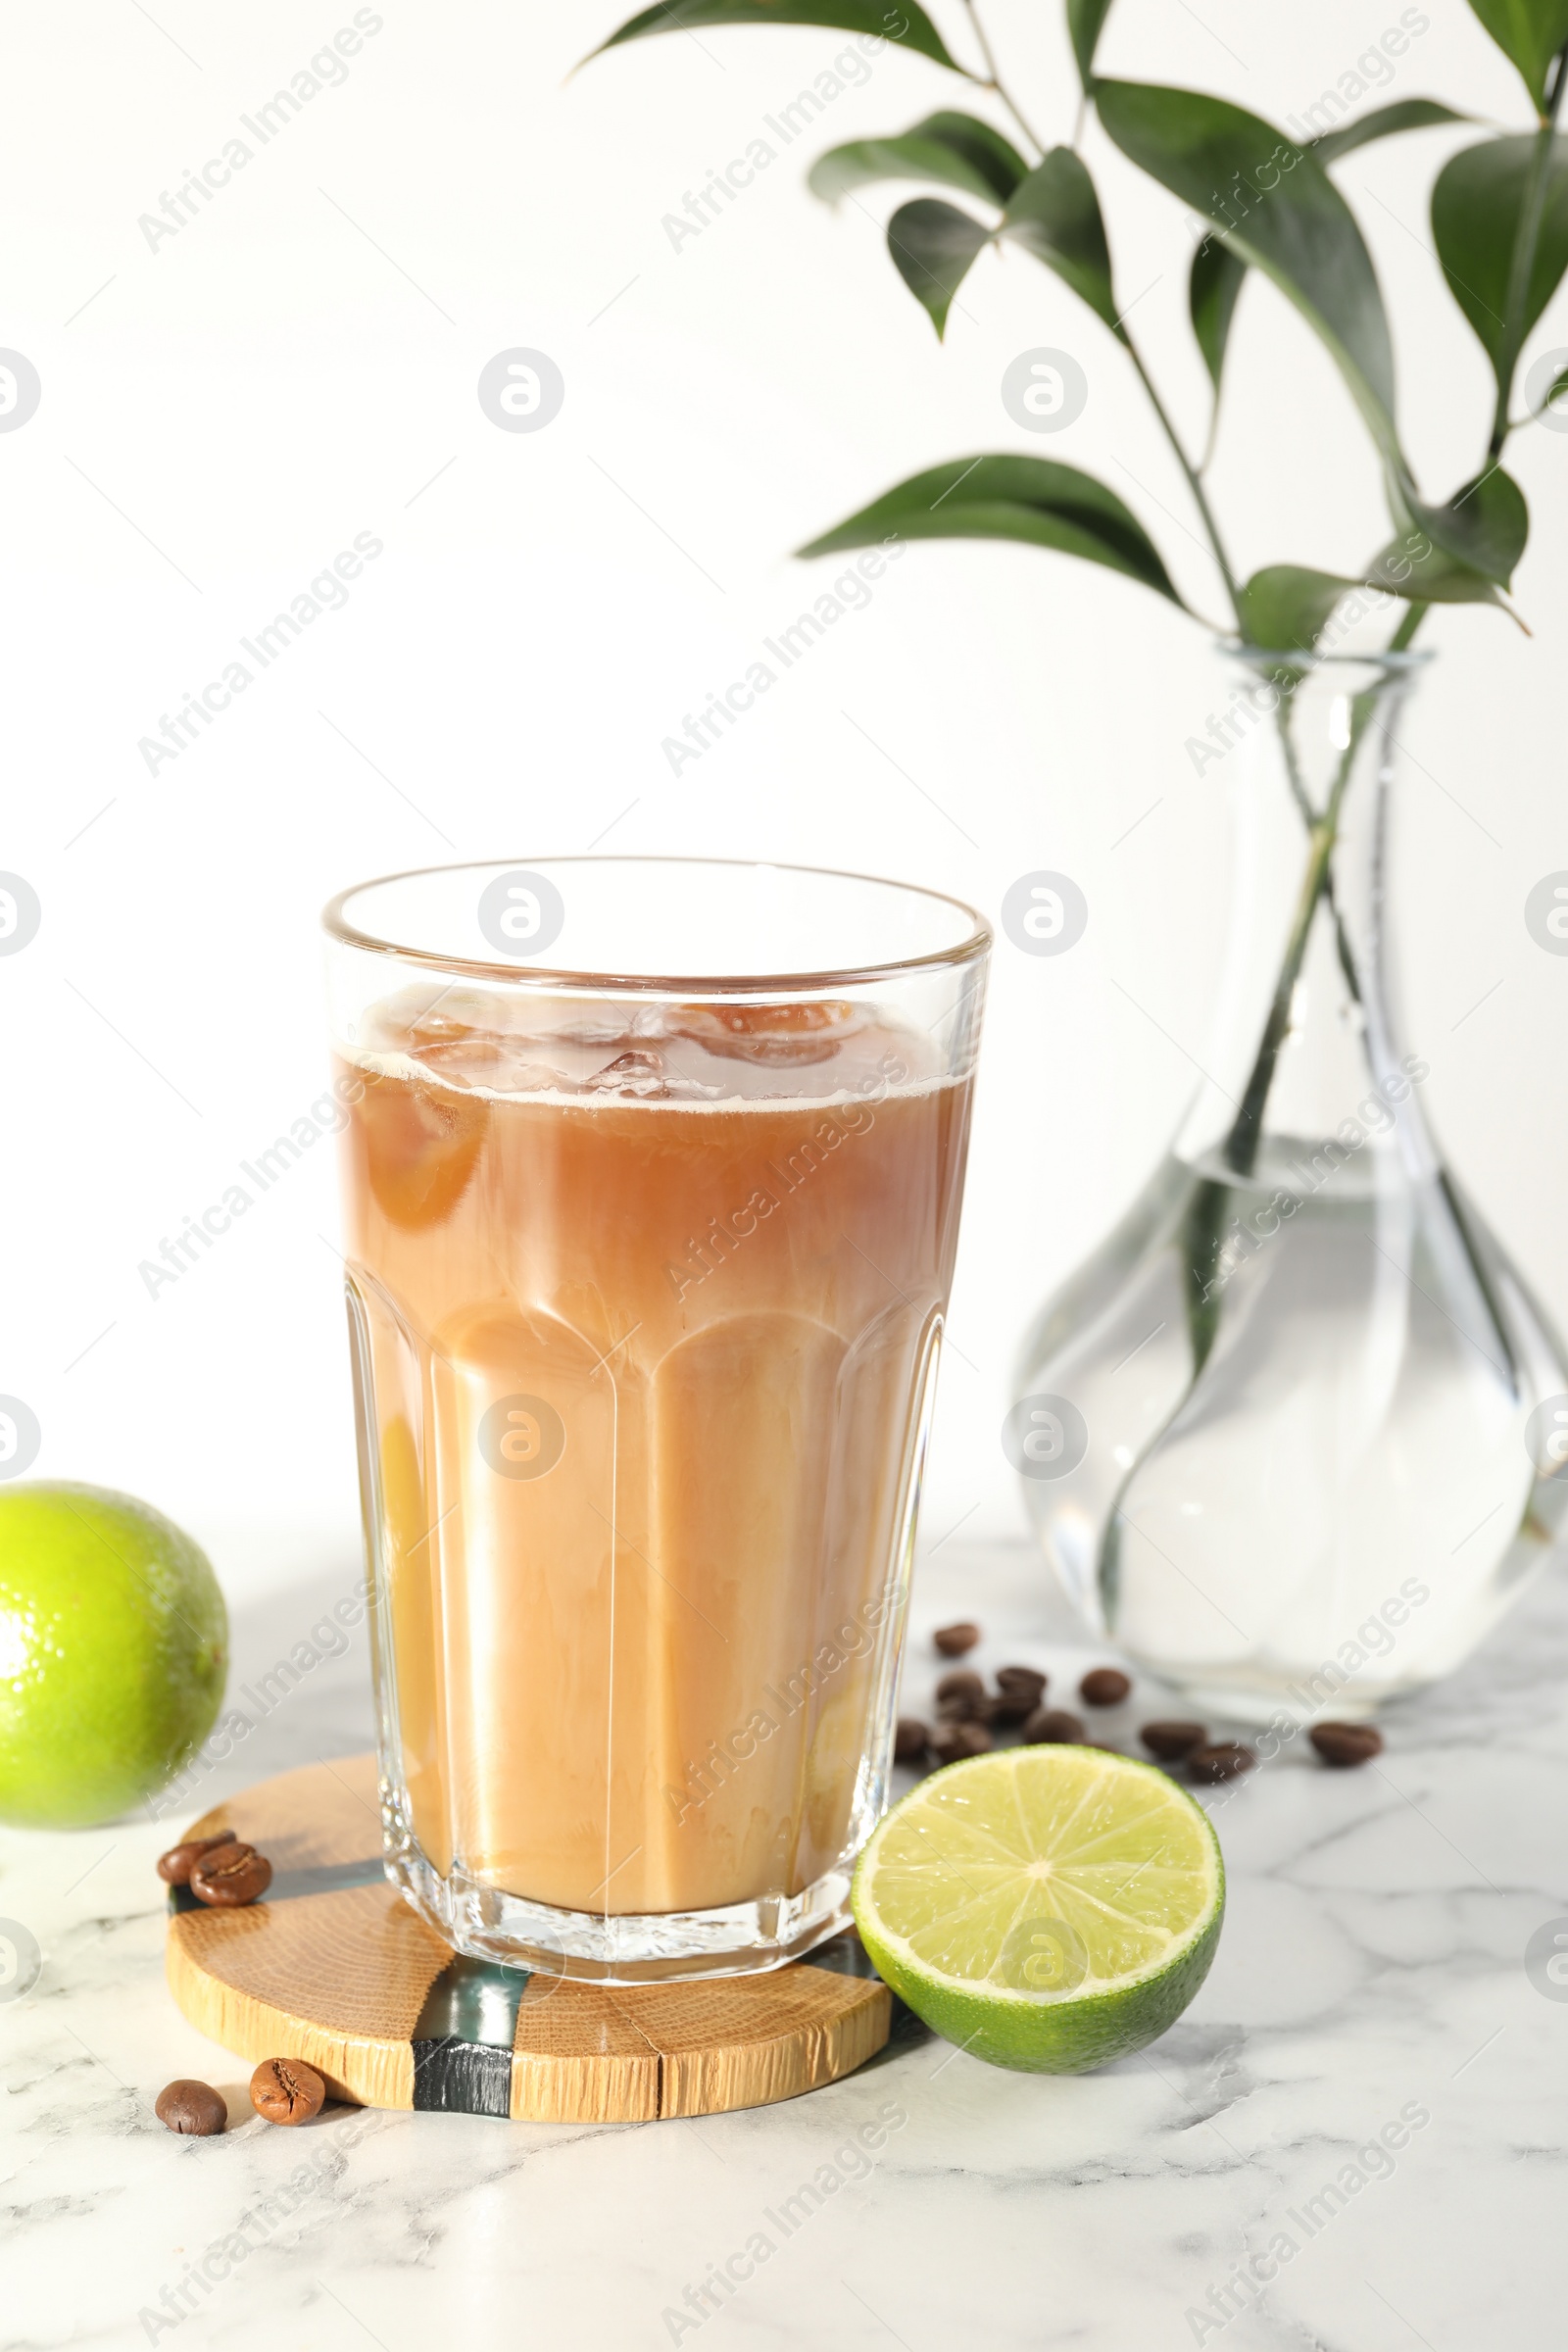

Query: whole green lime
[0,1483,227,1828]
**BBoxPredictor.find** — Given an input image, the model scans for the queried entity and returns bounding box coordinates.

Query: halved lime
[853,1745,1224,2073]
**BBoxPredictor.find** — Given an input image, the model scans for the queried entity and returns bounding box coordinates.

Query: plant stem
[1264,674,1364,1004]
[1385,600,1427,655]
[1270,674,1316,826]
[1123,334,1244,626]
[1489,42,1568,457]
[1221,605,1425,1177]
[963,1,1244,635]
[1222,815,1335,1176]
[1053,84,1242,623]
[957,0,1046,158]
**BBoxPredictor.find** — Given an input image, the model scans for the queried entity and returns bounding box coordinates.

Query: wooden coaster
[165,1755,891,2123]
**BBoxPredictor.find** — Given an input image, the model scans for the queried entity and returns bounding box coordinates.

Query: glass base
[385,1825,854,1985]
[1145,1670,1386,1730]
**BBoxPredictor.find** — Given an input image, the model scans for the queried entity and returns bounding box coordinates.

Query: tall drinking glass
[323,858,989,1982]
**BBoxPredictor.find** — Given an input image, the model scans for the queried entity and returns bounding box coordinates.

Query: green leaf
[587,0,959,72]
[1405,465,1529,585]
[1311,98,1471,167]
[798,454,1182,601]
[1188,101,1464,400]
[1190,237,1246,389]
[1431,133,1568,407]
[1366,538,1508,607]
[1068,0,1115,87]
[808,111,1027,206]
[886,199,991,335]
[1000,147,1121,332]
[1369,465,1529,603]
[1097,81,1398,460]
[1237,565,1354,653]
[1465,0,1568,109]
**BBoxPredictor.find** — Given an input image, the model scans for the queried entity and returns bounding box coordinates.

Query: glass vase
[1015,650,1568,1724]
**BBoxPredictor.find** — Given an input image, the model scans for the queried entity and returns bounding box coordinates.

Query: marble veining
[2,1539,1565,2350]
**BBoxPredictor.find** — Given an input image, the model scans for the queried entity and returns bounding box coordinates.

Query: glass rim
[321,854,993,996]
[1219,639,1436,674]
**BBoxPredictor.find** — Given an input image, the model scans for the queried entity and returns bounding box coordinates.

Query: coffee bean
[1310,1721,1384,1768]
[250,2056,326,2127]
[155,2079,227,2136]
[1020,1707,1087,1745]
[933,1621,981,1657]
[156,1832,235,1886]
[930,1719,993,1764]
[894,1717,930,1762]
[935,1669,987,1719]
[189,1840,272,1908]
[1188,1742,1254,1784]
[991,1665,1047,1723]
[1141,1720,1207,1761]
[1079,1667,1132,1707]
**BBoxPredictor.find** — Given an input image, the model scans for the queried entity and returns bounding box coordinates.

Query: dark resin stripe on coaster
[166,1856,386,1915]
[411,1955,532,2117]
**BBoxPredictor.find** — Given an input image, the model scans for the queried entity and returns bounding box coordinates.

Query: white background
[3,0,1565,1612]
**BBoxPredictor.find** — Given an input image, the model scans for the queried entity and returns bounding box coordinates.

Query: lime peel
[0,1482,227,1829]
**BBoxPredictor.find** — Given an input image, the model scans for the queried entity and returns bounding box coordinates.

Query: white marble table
[5,1539,1566,2352]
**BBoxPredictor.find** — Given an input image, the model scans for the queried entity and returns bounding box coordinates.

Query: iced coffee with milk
[325,859,987,1981]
